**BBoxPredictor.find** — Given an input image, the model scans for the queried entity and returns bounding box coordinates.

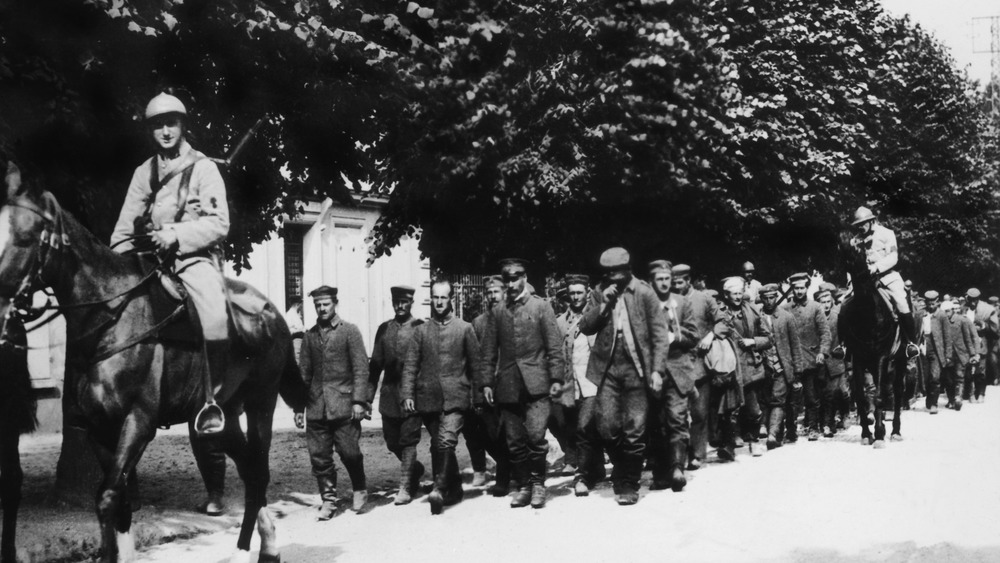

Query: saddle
[154,271,274,351]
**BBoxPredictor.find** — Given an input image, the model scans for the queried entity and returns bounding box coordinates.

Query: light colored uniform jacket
[850,223,908,313]
[110,141,230,339]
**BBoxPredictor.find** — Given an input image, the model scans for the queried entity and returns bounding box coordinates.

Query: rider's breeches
[879,272,910,314]
[177,260,228,341]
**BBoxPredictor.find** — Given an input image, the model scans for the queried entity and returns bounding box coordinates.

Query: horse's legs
[0,427,23,563]
[93,413,152,563]
[852,366,873,445]
[229,406,278,563]
[872,358,888,446]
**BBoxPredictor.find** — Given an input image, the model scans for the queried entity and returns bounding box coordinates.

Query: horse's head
[838,229,873,292]
[0,162,63,341]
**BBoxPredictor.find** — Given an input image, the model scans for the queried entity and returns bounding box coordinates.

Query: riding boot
[395,446,418,505]
[195,340,229,436]
[315,476,337,521]
[899,313,920,359]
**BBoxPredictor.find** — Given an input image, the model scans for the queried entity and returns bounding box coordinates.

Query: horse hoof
[860,437,871,446]
[258,554,282,563]
[873,440,886,449]
[890,433,903,442]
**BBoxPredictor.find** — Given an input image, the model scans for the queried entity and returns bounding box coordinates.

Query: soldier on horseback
[110,92,229,436]
[849,206,920,359]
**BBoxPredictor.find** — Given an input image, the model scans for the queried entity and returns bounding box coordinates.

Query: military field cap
[967,288,981,299]
[499,258,528,273]
[904,279,913,288]
[990,296,999,305]
[742,261,755,272]
[818,282,837,293]
[941,301,956,312]
[648,260,672,275]
[484,275,504,289]
[789,272,809,284]
[760,283,781,295]
[924,290,940,300]
[145,92,187,120]
[599,247,631,269]
[390,285,415,300]
[672,263,691,276]
[309,285,338,301]
[814,289,832,300]
[565,274,590,287]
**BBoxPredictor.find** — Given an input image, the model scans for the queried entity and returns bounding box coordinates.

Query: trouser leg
[188,421,226,499]
[501,398,550,488]
[688,377,711,464]
[740,381,762,442]
[330,420,366,491]
[574,397,604,485]
[461,409,488,472]
[548,402,577,468]
[925,359,941,408]
[801,368,820,432]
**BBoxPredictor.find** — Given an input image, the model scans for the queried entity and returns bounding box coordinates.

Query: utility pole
[973,15,1000,134]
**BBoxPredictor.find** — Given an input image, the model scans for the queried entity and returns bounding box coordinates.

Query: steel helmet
[851,206,876,226]
[145,93,187,120]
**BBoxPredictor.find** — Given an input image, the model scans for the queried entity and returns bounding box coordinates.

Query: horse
[837,234,907,447]
[0,314,35,563]
[0,162,308,563]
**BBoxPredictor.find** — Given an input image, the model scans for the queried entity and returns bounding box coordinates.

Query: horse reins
[0,199,166,352]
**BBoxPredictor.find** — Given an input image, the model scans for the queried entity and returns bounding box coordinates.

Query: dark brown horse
[838,235,907,447]
[0,163,307,563]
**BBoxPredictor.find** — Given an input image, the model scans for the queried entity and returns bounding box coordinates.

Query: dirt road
[137,396,1000,563]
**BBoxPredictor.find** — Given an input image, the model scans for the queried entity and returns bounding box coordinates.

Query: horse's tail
[278,345,309,412]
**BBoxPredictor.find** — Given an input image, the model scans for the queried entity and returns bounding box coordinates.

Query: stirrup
[905,342,919,359]
[195,401,225,436]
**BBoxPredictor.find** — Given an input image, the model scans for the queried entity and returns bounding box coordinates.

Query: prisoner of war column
[367,285,424,505]
[481,258,566,509]
[579,248,670,505]
[294,286,370,519]
[401,280,483,515]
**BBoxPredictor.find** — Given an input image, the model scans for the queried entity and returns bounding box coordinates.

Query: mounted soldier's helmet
[144,93,187,120]
[851,206,876,226]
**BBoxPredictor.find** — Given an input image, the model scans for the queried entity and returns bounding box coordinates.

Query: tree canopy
[0,0,996,290]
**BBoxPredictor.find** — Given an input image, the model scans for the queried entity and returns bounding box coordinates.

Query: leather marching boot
[509,463,532,508]
[395,447,418,505]
[443,450,464,506]
[195,340,229,436]
[899,312,920,359]
[490,459,511,497]
[316,476,338,521]
[529,457,547,508]
[670,443,687,492]
[428,451,445,515]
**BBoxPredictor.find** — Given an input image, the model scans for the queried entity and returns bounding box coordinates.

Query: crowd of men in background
[280,250,1000,516]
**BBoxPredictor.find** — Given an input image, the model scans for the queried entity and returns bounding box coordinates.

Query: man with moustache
[783,273,831,441]
[742,262,763,305]
[672,264,727,470]
[920,291,947,414]
[558,275,608,496]
[368,286,425,505]
[758,284,801,448]
[579,248,669,505]
[469,275,513,496]
[294,286,370,519]
[401,280,483,514]
[646,260,697,491]
[481,259,566,509]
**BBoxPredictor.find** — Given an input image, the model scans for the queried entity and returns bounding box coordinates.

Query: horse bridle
[0,198,159,350]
